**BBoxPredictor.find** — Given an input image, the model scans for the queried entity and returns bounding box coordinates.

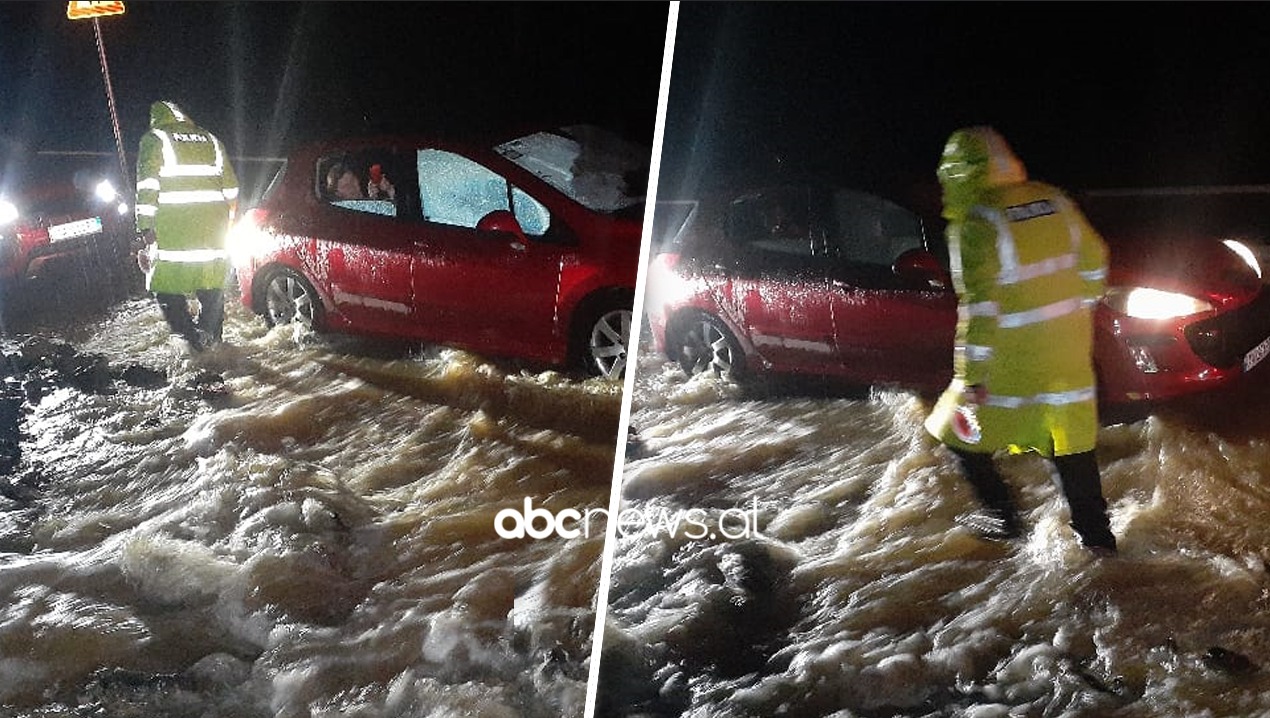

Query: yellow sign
[66,1,126,20]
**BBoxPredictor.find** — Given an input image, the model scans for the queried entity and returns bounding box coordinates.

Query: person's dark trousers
[194,288,224,343]
[1053,450,1117,552]
[156,289,223,349]
[156,292,202,347]
[950,447,1021,538]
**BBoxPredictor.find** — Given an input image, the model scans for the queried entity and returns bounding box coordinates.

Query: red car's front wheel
[672,313,745,381]
[260,267,322,330]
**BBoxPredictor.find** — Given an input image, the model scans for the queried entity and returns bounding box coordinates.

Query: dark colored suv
[0,169,134,287]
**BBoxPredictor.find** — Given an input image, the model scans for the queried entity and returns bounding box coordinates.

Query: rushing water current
[600,329,1270,718]
[0,282,622,718]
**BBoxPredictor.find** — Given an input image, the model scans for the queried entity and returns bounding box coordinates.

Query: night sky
[7,2,1270,220]
[0,1,670,198]
[658,3,1270,207]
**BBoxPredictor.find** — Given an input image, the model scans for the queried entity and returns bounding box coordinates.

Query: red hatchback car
[644,185,1270,411]
[230,125,649,378]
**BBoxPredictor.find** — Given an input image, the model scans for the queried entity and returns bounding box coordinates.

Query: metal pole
[93,17,130,189]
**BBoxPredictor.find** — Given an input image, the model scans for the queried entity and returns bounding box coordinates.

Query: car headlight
[95,180,118,204]
[0,200,17,226]
[226,215,263,266]
[1102,287,1214,320]
[1222,239,1262,280]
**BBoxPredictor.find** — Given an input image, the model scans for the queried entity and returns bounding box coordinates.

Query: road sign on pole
[67,3,131,191]
[67,2,126,20]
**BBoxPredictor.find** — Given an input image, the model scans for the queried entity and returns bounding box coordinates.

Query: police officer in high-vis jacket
[134,101,238,351]
[925,126,1117,555]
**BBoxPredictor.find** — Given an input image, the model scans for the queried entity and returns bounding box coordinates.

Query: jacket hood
[937,126,1027,218]
[149,101,192,128]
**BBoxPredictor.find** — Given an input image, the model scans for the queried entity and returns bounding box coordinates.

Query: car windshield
[494,125,648,214]
[4,173,124,220]
[652,200,697,252]
[254,160,287,207]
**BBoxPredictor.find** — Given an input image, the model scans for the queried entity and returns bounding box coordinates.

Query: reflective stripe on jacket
[925,181,1108,457]
[135,102,239,294]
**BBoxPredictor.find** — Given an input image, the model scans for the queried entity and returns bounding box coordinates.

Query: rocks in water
[0,340,171,478]
[1203,646,1259,676]
[120,364,168,388]
[4,338,169,397]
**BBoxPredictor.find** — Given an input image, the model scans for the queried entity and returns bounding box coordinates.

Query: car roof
[285,126,567,160]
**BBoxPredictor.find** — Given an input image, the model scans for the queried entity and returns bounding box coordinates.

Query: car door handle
[510,241,526,252]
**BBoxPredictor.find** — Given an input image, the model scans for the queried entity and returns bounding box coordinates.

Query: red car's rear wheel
[587,307,632,380]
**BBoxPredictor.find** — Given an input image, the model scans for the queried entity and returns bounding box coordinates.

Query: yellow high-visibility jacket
[135,101,239,294]
[925,179,1108,458]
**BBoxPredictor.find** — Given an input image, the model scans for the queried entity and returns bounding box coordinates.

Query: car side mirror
[894,248,951,289]
[476,209,528,247]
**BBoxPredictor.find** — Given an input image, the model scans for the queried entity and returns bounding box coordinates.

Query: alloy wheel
[264,270,317,328]
[589,308,632,380]
[678,316,740,379]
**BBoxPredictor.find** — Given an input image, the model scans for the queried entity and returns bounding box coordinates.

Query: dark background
[0,1,670,201]
[657,2,1270,215]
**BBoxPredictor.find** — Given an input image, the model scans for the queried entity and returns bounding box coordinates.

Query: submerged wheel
[587,307,633,380]
[260,267,321,329]
[672,313,744,381]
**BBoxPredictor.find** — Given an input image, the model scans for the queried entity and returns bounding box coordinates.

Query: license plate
[48,216,103,242]
[1245,333,1270,373]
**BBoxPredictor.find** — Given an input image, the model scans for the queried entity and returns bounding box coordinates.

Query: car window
[724,189,813,258]
[330,199,397,216]
[822,189,924,267]
[317,150,400,218]
[494,125,648,214]
[417,149,551,237]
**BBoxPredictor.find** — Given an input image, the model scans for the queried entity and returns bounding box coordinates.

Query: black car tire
[671,312,745,381]
[259,266,322,330]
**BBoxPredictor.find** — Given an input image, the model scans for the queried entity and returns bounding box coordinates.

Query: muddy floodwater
[0,276,622,718]
[599,330,1270,718]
